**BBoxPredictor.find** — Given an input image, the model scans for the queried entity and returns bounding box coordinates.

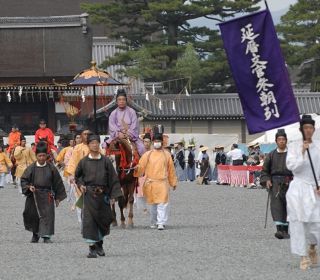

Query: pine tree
[277,0,320,90]
[82,0,260,92]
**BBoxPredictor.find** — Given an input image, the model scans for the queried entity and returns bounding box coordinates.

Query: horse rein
[118,138,136,175]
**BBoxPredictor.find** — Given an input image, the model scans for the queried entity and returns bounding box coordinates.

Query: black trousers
[270,179,289,223]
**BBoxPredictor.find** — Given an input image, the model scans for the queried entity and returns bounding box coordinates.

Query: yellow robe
[0,152,13,174]
[56,147,68,163]
[14,146,36,178]
[56,146,73,177]
[134,149,177,204]
[65,143,90,177]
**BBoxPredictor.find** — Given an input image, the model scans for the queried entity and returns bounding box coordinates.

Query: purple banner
[219,10,300,134]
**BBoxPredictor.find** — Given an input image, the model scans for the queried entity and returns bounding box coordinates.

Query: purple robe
[107,106,145,155]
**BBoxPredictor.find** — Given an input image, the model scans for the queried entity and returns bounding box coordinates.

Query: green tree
[82,0,260,92]
[175,42,200,86]
[277,0,320,90]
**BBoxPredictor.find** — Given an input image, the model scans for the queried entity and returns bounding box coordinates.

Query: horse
[107,138,139,229]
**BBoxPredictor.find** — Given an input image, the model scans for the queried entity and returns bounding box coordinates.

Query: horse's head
[109,138,139,183]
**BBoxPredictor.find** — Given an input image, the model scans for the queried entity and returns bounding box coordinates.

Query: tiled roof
[0,14,88,32]
[97,92,320,120]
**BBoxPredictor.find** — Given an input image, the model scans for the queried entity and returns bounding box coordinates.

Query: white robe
[286,140,320,256]
[196,152,203,177]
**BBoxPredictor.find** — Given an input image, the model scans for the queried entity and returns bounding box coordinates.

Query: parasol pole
[93,85,97,133]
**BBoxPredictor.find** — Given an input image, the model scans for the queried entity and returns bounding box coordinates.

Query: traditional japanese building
[0,13,92,134]
[96,91,320,143]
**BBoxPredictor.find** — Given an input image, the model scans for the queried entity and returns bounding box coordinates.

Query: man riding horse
[107,89,145,228]
[107,89,145,156]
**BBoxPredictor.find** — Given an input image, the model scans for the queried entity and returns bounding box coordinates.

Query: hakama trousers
[290,221,320,256]
[150,203,169,226]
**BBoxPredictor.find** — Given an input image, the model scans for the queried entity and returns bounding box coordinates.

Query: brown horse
[108,138,139,229]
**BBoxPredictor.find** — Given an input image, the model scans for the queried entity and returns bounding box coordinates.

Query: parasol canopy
[68,61,126,133]
[69,61,125,86]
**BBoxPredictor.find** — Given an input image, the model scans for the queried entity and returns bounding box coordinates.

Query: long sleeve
[134,151,150,178]
[47,129,55,149]
[286,142,306,172]
[260,152,272,184]
[108,111,120,140]
[74,159,84,186]
[56,147,67,163]
[21,164,34,196]
[167,152,178,187]
[215,154,219,165]
[13,146,24,161]
[126,109,139,141]
[35,130,40,144]
[51,164,67,202]
[29,149,36,163]
[66,146,82,177]
[106,158,122,199]
[4,154,12,168]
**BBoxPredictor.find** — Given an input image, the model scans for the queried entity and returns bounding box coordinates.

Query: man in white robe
[286,114,320,270]
[195,145,204,177]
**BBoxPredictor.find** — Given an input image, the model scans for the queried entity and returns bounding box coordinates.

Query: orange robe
[35,127,56,151]
[8,131,21,153]
[134,149,177,204]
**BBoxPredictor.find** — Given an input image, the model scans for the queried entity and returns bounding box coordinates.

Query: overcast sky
[266,0,297,11]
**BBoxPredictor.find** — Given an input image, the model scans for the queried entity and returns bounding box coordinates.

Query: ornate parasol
[69,61,126,133]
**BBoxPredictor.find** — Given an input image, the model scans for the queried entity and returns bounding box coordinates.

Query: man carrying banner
[260,129,292,239]
[286,115,320,270]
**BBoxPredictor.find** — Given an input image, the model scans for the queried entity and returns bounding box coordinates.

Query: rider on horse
[106,89,145,156]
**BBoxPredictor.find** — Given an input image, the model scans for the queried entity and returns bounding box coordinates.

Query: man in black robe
[199,146,210,185]
[21,141,67,243]
[260,129,293,239]
[75,134,122,258]
[213,146,227,183]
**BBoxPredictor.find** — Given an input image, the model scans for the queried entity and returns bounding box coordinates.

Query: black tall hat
[153,124,164,135]
[143,133,152,140]
[275,129,287,140]
[36,141,47,154]
[153,133,163,141]
[116,89,127,99]
[300,115,315,127]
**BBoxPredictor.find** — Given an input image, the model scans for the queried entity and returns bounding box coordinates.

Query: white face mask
[153,142,162,149]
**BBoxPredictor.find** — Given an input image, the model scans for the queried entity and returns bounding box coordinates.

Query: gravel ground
[0,181,319,280]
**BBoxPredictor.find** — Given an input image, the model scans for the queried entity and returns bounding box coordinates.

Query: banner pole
[264,0,270,11]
